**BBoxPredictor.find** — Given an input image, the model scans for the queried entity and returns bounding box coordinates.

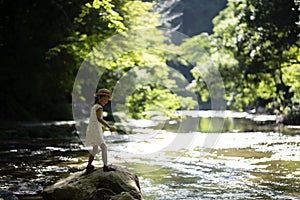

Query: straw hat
[94,88,112,99]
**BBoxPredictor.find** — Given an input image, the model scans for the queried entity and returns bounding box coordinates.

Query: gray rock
[4,195,19,200]
[0,189,19,200]
[42,167,143,200]
[0,189,12,197]
[110,192,136,200]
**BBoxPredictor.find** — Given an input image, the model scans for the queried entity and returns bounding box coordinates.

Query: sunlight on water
[0,115,299,199]
[107,126,300,199]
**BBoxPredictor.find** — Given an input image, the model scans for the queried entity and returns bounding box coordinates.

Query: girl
[85,88,117,172]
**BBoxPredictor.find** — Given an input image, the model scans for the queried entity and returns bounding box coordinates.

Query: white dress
[85,104,105,146]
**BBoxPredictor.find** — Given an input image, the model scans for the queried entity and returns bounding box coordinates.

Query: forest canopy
[0,0,299,123]
[180,0,300,116]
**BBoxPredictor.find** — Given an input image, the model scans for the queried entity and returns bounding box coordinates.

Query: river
[0,111,299,200]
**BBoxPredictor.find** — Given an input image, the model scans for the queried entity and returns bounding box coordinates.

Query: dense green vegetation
[1,0,299,123]
[180,0,300,118]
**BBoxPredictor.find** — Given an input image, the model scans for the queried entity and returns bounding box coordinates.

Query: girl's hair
[94,95,106,104]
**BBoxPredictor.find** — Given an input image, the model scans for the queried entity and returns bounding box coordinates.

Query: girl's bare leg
[100,143,116,171]
[100,143,108,166]
[87,145,98,168]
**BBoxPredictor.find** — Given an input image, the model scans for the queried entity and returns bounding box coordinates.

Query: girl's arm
[96,108,116,131]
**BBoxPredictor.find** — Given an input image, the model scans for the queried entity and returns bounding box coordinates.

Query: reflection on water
[0,114,299,199]
[109,131,300,199]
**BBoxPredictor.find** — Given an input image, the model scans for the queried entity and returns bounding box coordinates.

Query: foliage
[1,0,204,121]
[181,0,300,114]
[126,84,196,119]
[235,0,300,113]
[60,0,198,119]
[3,0,298,122]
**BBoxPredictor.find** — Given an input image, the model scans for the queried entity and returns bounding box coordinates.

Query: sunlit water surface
[0,115,299,200]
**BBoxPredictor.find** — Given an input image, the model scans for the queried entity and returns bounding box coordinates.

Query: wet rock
[0,189,19,200]
[110,192,136,200]
[42,167,143,200]
[4,196,19,200]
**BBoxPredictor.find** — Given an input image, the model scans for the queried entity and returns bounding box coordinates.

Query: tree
[235,0,299,113]
[181,0,300,114]
[63,0,197,120]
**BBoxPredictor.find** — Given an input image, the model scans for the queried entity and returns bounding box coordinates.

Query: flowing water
[0,112,299,200]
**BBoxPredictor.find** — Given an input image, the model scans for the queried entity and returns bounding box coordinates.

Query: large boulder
[42,167,143,200]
